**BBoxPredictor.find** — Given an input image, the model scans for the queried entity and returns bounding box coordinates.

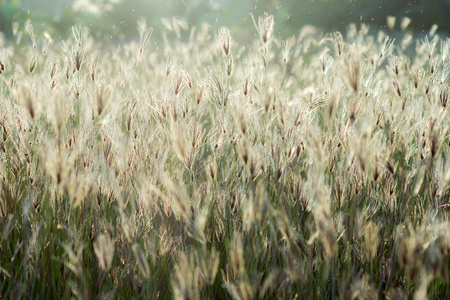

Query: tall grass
[0,15,449,299]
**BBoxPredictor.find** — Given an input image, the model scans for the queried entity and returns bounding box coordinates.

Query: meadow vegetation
[0,14,449,299]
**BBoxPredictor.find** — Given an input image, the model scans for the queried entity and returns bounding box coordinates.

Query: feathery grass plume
[237,281,253,300]
[25,23,37,49]
[349,275,377,300]
[132,243,150,278]
[195,84,207,104]
[392,78,402,98]
[173,126,192,168]
[333,32,344,56]
[242,181,267,230]
[429,24,438,37]
[68,25,84,72]
[380,35,395,58]
[319,51,334,75]
[238,138,250,166]
[209,68,229,106]
[277,210,295,242]
[259,46,269,68]
[185,209,207,244]
[172,252,199,300]
[49,60,58,80]
[429,56,439,74]
[281,39,291,64]
[236,109,248,135]
[397,232,422,282]
[276,98,286,126]
[179,65,192,88]
[66,171,90,207]
[11,21,19,36]
[423,36,437,59]
[218,27,231,56]
[413,270,430,300]
[264,87,274,113]
[87,54,98,82]
[63,241,84,279]
[201,248,220,285]
[64,62,71,80]
[94,232,114,271]
[425,76,437,97]
[70,77,84,99]
[165,56,177,76]
[28,56,37,74]
[71,47,84,72]
[8,74,15,90]
[437,225,450,256]
[134,20,153,81]
[386,288,407,300]
[242,74,251,96]
[172,68,189,95]
[400,17,411,31]
[161,17,173,31]
[307,93,327,111]
[95,83,110,116]
[441,39,449,63]
[121,213,136,242]
[321,226,337,258]
[388,55,401,76]
[72,23,83,47]
[175,17,189,37]
[138,23,153,54]
[401,33,413,50]
[225,54,234,76]
[251,12,274,44]
[160,173,190,221]
[0,196,7,218]
[346,58,360,93]
[364,222,379,260]
[50,72,59,90]
[260,269,288,299]
[41,31,53,56]
[230,233,246,277]
[439,85,449,109]
[386,16,396,30]
[126,102,136,133]
[206,158,217,181]
[411,67,424,89]
[424,244,447,280]
[20,86,35,120]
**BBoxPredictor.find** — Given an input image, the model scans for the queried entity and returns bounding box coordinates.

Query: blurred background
[0,0,449,41]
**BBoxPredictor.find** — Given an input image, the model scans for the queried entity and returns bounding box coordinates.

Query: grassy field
[0,15,449,299]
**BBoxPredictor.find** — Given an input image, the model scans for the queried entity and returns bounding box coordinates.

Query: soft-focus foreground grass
[0,16,449,299]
